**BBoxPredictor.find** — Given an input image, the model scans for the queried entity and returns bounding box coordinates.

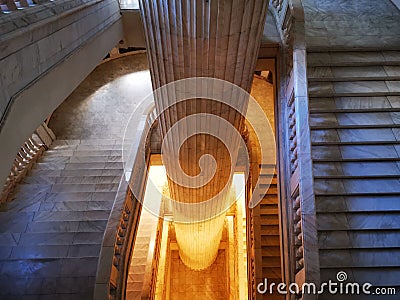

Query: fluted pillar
[139,0,268,270]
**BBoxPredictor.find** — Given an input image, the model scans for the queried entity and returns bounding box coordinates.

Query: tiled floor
[169,249,228,300]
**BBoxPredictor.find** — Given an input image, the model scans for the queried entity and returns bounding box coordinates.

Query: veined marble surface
[303,0,400,49]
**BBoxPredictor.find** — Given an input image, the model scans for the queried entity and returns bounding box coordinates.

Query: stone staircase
[258,169,284,299]
[0,139,124,299]
[307,50,400,297]
[125,209,159,300]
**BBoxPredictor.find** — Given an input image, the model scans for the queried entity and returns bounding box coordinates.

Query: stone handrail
[94,103,156,300]
[0,122,55,203]
[272,0,320,299]
[148,209,164,299]
[246,172,258,299]
[0,0,36,14]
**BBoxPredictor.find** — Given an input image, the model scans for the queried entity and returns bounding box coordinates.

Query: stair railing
[0,0,48,14]
[94,105,156,300]
[271,0,320,299]
[148,205,164,299]
[0,122,55,203]
[246,170,258,299]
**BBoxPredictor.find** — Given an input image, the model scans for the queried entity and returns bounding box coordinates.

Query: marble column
[139,0,268,270]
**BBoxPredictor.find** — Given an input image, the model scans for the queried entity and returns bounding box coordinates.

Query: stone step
[313,162,400,179]
[51,139,125,147]
[44,150,122,157]
[14,232,104,246]
[309,96,400,111]
[262,246,281,257]
[125,282,144,293]
[45,191,115,202]
[319,248,400,268]
[260,206,279,216]
[315,192,400,198]
[261,267,281,278]
[314,178,400,194]
[25,220,108,233]
[261,194,278,204]
[313,157,400,163]
[0,257,99,277]
[48,183,119,193]
[315,174,400,180]
[37,200,113,211]
[316,212,400,231]
[311,109,400,115]
[29,168,123,177]
[54,182,118,193]
[34,161,123,170]
[63,175,119,185]
[262,256,281,268]
[31,210,110,222]
[312,140,400,147]
[51,144,131,151]
[259,174,278,184]
[261,225,280,235]
[261,186,278,195]
[315,195,400,213]
[40,155,123,163]
[318,230,400,250]
[23,175,121,185]
[0,214,105,234]
[308,80,400,97]
[312,125,400,132]
[260,182,277,189]
[308,65,400,82]
[307,51,400,67]
[0,197,43,213]
[320,268,400,288]
[13,184,52,195]
[260,215,279,226]
[260,202,278,210]
[0,244,101,259]
[310,111,400,127]
[311,145,400,160]
[0,276,95,297]
[261,235,280,246]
